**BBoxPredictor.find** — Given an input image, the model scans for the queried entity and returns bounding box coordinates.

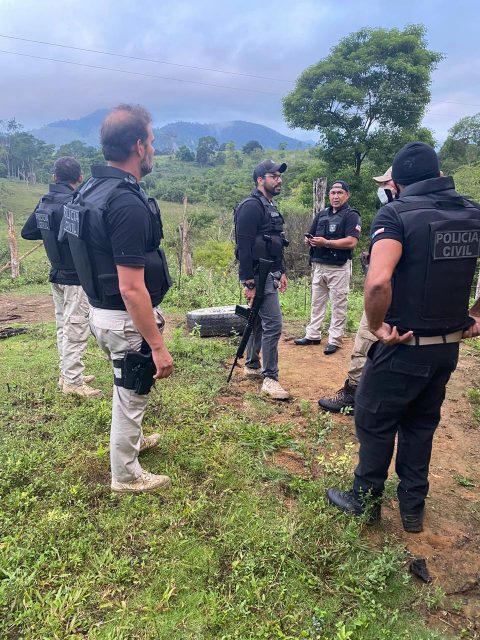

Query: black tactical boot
[326,488,381,524]
[318,380,357,414]
[400,510,424,533]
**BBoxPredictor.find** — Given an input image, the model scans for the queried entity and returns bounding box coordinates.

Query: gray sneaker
[244,366,263,379]
[111,470,171,494]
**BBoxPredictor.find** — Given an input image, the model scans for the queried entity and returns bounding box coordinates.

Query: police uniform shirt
[106,191,154,269]
[307,203,361,262]
[235,190,284,281]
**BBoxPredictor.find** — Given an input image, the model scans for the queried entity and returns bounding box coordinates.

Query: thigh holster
[113,350,156,395]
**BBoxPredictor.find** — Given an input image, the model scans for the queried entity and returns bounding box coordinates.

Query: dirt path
[2,295,479,634]
[0,292,55,326]
[226,319,480,637]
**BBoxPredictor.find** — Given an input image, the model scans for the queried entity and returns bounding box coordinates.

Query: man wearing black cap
[294,180,361,354]
[234,159,289,399]
[327,142,480,533]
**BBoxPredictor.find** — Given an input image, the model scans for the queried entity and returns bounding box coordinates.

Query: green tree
[196,136,219,165]
[283,25,442,176]
[175,145,195,162]
[439,113,480,174]
[242,140,263,154]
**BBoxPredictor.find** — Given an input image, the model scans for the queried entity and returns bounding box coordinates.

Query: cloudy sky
[1,0,479,143]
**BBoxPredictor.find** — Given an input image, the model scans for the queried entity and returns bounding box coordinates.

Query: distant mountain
[31,111,313,151]
[31,109,109,147]
[154,120,313,152]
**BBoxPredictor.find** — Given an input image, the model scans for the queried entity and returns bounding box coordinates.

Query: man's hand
[372,322,413,345]
[308,236,326,247]
[152,344,174,380]
[279,273,288,293]
[462,316,480,339]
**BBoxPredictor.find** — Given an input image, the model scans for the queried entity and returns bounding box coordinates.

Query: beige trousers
[89,306,165,483]
[305,261,351,345]
[347,310,377,386]
[51,283,90,386]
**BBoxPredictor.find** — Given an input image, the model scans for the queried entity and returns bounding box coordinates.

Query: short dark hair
[53,156,82,183]
[100,104,152,161]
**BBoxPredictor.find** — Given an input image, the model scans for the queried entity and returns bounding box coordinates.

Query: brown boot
[62,382,102,398]
[318,380,356,413]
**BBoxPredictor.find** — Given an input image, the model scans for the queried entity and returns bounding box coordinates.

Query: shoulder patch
[372,227,385,239]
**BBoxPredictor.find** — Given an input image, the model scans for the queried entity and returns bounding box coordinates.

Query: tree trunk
[6,211,20,278]
[313,177,327,215]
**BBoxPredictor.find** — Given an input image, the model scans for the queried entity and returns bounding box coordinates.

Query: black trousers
[353,340,459,514]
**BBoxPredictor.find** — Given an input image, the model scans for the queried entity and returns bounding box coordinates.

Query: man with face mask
[62,104,173,493]
[234,159,290,399]
[318,168,397,413]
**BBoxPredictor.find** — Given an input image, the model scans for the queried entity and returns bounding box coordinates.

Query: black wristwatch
[243,281,256,290]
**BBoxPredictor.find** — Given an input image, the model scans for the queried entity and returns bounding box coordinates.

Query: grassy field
[0,178,466,638]
[0,321,448,640]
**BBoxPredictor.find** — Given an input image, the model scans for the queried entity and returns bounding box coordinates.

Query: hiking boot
[58,374,96,389]
[62,382,102,398]
[326,488,381,524]
[294,336,321,346]
[140,433,161,453]
[111,470,171,494]
[401,510,424,533]
[261,377,290,400]
[318,379,357,414]
[244,366,263,379]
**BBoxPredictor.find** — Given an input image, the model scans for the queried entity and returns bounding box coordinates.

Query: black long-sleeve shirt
[235,189,284,281]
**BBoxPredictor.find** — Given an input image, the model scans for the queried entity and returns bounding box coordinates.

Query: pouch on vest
[35,204,62,265]
[59,200,99,300]
[421,217,480,321]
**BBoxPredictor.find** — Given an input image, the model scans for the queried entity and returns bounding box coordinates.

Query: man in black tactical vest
[294,181,361,355]
[21,157,101,397]
[62,105,173,494]
[327,142,480,533]
[318,168,397,413]
[234,159,290,400]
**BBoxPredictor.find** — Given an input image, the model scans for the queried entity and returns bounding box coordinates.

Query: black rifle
[227,258,273,383]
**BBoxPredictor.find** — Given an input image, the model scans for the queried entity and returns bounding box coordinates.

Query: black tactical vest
[35,183,77,271]
[384,187,480,335]
[311,204,358,265]
[234,190,287,262]
[60,165,171,310]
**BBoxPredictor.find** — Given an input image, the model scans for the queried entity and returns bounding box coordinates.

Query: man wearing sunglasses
[234,159,290,400]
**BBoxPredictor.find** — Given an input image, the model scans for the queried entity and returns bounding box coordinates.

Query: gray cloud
[0,0,479,144]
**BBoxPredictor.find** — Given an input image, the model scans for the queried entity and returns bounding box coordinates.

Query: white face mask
[377,187,394,205]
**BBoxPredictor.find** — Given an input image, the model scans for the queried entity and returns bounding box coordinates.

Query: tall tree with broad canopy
[283,25,442,175]
[439,113,480,174]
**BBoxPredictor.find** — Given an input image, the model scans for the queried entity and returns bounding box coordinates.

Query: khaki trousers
[51,283,90,386]
[305,261,351,345]
[347,310,377,386]
[89,306,165,483]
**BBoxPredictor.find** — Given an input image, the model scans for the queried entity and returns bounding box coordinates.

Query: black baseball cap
[253,159,287,182]
[330,180,350,192]
[392,142,440,185]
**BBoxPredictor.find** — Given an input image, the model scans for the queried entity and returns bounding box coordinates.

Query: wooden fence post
[6,211,20,278]
[178,195,193,277]
[313,177,327,216]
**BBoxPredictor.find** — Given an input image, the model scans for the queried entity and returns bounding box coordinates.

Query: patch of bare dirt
[0,293,54,326]
[224,320,480,637]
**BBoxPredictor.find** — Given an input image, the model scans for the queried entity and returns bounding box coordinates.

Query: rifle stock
[227,259,273,383]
